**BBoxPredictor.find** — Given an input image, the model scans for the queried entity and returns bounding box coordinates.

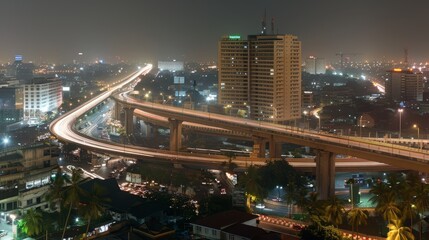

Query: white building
[23,78,62,122]
[158,61,184,72]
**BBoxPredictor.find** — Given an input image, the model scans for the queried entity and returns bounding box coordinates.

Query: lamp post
[414,124,421,150]
[10,214,16,240]
[303,111,308,130]
[398,108,403,138]
[413,124,420,139]
[276,185,283,200]
[359,115,363,137]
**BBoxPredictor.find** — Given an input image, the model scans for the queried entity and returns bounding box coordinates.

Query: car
[255,203,265,209]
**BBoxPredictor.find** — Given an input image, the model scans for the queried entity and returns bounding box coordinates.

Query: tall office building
[23,78,62,122]
[385,68,423,102]
[305,56,326,74]
[218,34,301,122]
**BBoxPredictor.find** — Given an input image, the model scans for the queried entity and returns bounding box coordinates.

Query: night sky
[1,0,429,64]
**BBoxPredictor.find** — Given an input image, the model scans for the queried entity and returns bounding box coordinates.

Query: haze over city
[2,1,429,240]
[2,0,429,63]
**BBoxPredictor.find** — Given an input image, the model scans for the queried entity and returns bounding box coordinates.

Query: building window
[212,229,216,236]
[27,199,33,206]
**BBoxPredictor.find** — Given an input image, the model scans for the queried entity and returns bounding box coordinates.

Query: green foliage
[299,224,344,240]
[19,209,44,237]
[325,196,345,227]
[387,219,415,240]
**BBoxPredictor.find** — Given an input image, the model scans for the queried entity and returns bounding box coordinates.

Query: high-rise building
[0,87,23,131]
[218,34,301,122]
[23,78,62,122]
[385,68,423,102]
[304,56,326,74]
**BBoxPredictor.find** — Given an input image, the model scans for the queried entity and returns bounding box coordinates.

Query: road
[114,92,429,173]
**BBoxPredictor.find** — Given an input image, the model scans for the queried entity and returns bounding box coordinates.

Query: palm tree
[347,208,368,239]
[45,167,68,228]
[19,208,44,237]
[387,219,415,240]
[62,168,85,239]
[325,196,345,227]
[299,192,327,226]
[80,183,109,239]
[377,192,401,223]
[413,182,429,240]
[399,183,417,229]
[369,181,392,208]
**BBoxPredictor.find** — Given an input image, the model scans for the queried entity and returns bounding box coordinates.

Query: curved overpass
[114,93,429,173]
[49,65,257,167]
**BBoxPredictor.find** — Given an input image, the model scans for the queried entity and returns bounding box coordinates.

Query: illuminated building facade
[218,34,302,122]
[23,78,62,122]
[385,69,423,102]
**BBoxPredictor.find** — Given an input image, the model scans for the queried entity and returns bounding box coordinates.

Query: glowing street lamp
[398,109,403,138]
[413,124,420,139]
[276,185,283,200]
[10,214,16,239]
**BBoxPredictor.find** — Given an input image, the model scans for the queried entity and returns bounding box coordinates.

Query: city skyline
[1,0,429,64]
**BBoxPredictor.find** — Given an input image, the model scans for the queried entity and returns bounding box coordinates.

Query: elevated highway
[114,92,429,199]
[115,92,429,172]
[49,65,414,199]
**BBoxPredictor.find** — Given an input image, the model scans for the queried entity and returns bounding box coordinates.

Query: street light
[303,111,308,130]
[398,109,403,138]
[359,115,363,137]
[276,185,283,200]
[413,124,420,139]
[10,214,16,240]
[414,124,421,150]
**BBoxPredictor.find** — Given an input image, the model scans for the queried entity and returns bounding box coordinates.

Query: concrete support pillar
[251,136,266,158]
[268,136,283,159]
[124,107,135,135]
[114,102,122,120]
[315,150,335,200]
[169,118,183,152]
[152,124,159,147]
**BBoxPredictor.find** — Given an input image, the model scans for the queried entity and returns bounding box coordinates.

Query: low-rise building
[191,210,278,240]
[0,143,58,216]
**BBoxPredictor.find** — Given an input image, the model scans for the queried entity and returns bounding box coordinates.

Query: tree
[80,183,109,239]
[376,192,401,223]
[299,192,327,226]
[45,167,68,228]
[299,224,343,240]
[237,165,264,211]
[413,182,429,240]
[19,208,44,237]
[387,219,415,240]
[325,196,345,227]
[347,208,368,239]
[399,181,417,229]
[62,168,85,239]
[369,181,392,208]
